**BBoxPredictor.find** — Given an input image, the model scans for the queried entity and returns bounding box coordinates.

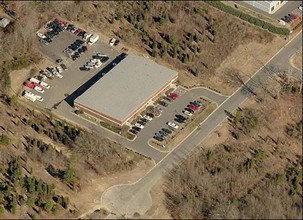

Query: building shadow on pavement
[65,53,127,107]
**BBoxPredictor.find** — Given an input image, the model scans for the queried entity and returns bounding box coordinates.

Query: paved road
[100,31,302,219]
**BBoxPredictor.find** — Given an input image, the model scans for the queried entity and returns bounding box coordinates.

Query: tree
[173,46,178,58]
[151,41,158,57]
[182,54,188,64]
[44,199,54,213]
[162,44,168,57]
[26,196,35,208]
[169,34,177,45]
[62,196,69,209]
[36,179,44,195]
[62,167,75,184]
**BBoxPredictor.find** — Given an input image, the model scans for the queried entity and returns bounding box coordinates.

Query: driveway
[100,31,302,219]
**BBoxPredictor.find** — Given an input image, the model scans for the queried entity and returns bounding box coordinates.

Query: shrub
[0,134,10,146]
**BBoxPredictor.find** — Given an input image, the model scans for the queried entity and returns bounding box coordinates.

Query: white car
[183,110,193,117]
[56,66,63,73]
[55,72,63,79]
[135,123,144,129]
[143,115,152,121]
[34,86,44,93]
[168,122,179,129]
[35,95,44,102]
[96,53,108,58]
[109,38,116,46]
[94,61,102,68]
[39,81,50,89]
[37,32,46,39]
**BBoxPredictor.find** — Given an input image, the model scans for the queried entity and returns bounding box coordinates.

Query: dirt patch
[290,50,302,70]
[77,159,155,219]
[140,178,172,219]
[203,97,256,148]
[184,36,286,95]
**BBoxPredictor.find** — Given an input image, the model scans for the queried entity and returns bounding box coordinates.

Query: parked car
[183,110,193,117]
[193,100,202,107]
[176,114,188,121]
[144,115,153,121]
[132,126,141,132]
[159,101,168,107]
[168,122,179,129]
[175,117,185,123]
[162,128,172,134]
[169,92,180,100]
[129,129,138,135]
[135,123,144,129]
[146,113,154,118]
[137,120,146,126]
[24,82,45,93]
[60,63,68,71]
[188,104,199,111]
[185,107,195,114]
[56,66,63,73]
[109,38,120,46]
[153,136,164,142]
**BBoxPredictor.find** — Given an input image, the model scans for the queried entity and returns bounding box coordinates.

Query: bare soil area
[291,49,302,70]
[139,178,172,219]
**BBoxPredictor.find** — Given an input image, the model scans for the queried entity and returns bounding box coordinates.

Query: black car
[176,114,187,121]
[175,118,185,123]
[114,39,120,46]
[100,56,109,63]
[132,126,141,131]
[60,63,67,71]
[146,113,154,118]
[138,120,146,126]
[159,130,168,136]
[129,129,138,135]
[185,108,194,114]
[153,136,164,142]
[162,128,172,134]
[56,59,63,64]
[141,118,148,123]
[163,96,172,102]
[159,101,168,107]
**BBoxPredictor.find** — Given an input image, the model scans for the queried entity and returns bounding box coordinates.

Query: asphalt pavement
[100,31,303,219]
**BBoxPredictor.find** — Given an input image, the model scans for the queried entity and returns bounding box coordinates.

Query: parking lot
[128,87,226,153]
[30,23,121,110]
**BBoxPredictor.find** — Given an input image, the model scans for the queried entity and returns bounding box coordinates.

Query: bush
[0,134,10,146]
[205,1,290,36]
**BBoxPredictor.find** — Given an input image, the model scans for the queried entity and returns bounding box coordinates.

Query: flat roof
[74,54,177,123]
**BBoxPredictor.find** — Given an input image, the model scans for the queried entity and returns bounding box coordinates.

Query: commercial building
[243,1,288,14]
[74,54,178,126]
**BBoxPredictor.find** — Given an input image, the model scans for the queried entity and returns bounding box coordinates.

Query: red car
[169,92,180,100]
[54,18,65,27]
[188,104,199,111]
[24,81,34,89]
[24,81,43,89]
[289,13,298,19]
[74,28,82,36]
